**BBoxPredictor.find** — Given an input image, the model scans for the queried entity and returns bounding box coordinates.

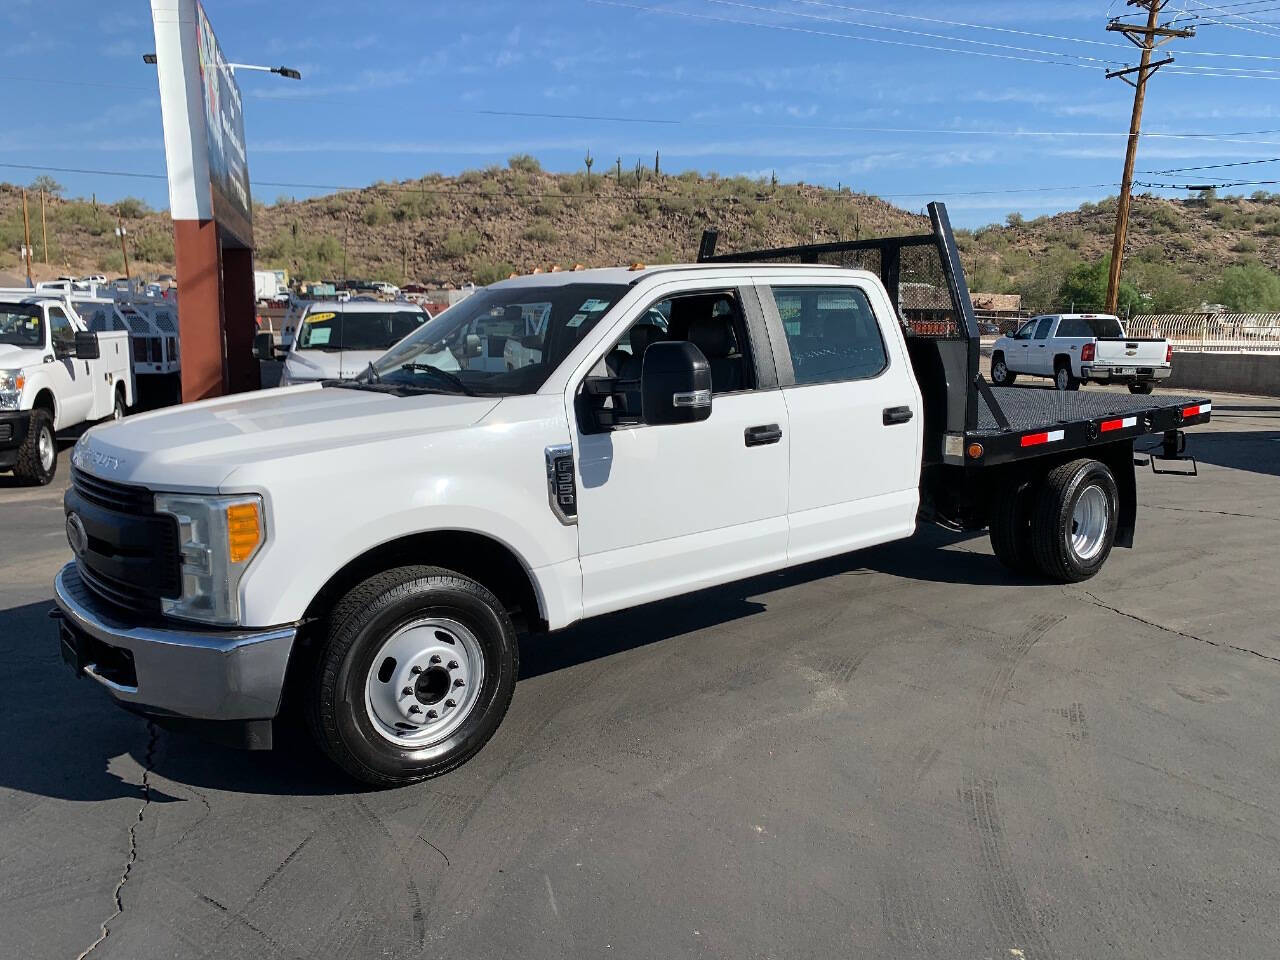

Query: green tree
[1213,263,1280,311]
[1058,258,1141,315]
[29,175,63,196]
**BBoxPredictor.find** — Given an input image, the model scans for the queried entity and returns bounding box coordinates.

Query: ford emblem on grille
[66,512,88,558]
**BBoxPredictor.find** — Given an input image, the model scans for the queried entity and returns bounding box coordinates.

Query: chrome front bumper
[52,563,297,721]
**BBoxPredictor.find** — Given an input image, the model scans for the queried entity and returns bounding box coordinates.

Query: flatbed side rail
[698,201,986,447]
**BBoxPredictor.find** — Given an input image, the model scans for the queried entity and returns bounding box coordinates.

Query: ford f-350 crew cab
[991,313,1172,394]
[52,205,1211,786]
[0,294,133,485]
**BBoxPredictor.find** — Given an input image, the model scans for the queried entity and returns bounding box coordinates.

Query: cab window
[48,306,75,354]
[1033,317,1055,339]
[770,285,888,385]
[1013,320,1038,340]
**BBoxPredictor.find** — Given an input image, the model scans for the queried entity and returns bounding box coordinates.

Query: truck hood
[0,344,46,369]
[73,383,500,491]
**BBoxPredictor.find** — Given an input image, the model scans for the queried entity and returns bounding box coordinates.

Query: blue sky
[5,0,1280,226]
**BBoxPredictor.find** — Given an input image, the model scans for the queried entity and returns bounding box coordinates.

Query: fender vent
[544,445,577,525]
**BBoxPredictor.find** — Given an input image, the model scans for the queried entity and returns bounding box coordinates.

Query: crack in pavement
[1142,503,1280,522]
[1074,590,1280,667]
[74,721,157,960]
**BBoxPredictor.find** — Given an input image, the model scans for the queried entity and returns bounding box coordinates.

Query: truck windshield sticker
[566,313,588,328]
[581,299,610,312]
[308,327,332,345]
[305,312,336,324]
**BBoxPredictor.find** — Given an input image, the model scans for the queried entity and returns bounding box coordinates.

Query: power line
[1142,155,1280,174]
[792,0,1280,61]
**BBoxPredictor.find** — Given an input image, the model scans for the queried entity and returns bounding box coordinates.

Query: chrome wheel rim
[38,427,54,472]
[1070,484,1110,561]
[364,617,484,747]
[1056,368,1068,390]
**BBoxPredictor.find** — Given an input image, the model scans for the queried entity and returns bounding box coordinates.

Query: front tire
[306,565,519,787]
[1030,459,1119,583]
[991,354,1015,386]
[13,409,56,485]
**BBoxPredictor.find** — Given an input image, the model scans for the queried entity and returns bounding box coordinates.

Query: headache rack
[697,202,1211,470]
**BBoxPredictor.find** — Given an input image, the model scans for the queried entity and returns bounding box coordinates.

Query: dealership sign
[195,1,252,245]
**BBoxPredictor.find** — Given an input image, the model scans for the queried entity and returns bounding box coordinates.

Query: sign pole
[21,189,33,283]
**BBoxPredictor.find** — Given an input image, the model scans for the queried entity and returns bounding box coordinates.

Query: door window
[1013,320,1038,340]
[48,306,75,354]
[769,286,888,385]
[1033,317,1055,339]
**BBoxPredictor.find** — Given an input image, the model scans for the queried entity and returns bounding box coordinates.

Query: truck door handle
[744,424,783,447]
[883,406,913,426]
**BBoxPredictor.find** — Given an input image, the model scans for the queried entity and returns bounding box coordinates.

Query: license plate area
[57,620,137,688]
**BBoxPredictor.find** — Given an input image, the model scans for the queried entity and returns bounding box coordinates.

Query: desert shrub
[1233,237,1259,254]
[441,230,480,258]
[469,258,516,285]
[363,203,390,226]
[133,228,174,263]
[523,220,557,243]
[114,196,150,219]
[508,154,542,174]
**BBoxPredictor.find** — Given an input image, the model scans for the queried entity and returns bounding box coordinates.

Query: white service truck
[52,205,1212,786]
[991,313,1172,393]
[0,295,133,485]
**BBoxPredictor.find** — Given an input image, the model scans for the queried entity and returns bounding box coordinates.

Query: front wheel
[991,354,1015,386]
[13,409,56,485]
[1030,459,1119,582]
[1128,381,1154,395]
[306,565,519,787]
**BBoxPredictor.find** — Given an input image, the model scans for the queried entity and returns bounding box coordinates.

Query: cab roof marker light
[1100,416,1137,433]
[1020,429,1065,448]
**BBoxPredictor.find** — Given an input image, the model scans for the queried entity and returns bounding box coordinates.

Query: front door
[573,285,790,619]
[758,280,923,565]
[46,305,93,428]
[1029,316,1056,375]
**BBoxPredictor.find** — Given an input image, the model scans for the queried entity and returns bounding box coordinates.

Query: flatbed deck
[967,386,1212,466]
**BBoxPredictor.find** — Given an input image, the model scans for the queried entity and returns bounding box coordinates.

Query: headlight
[0,369,24,410]
[154,493,265,625]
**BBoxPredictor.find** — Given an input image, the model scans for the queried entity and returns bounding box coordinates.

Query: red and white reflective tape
[1182,402,1212,418]
[1020,429,1066,448]
[1100,415,1138,433]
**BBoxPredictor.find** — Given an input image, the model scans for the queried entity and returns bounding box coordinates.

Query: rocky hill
[4,159,1280,312]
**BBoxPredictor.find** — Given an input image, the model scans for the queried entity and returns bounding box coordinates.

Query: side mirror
[74,331,101,360]
[641,341,712,426]
[253,331,275,361]
[464,334,484,358]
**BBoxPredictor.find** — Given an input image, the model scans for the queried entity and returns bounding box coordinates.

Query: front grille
[72,468,155,515]
[67,469,181,615]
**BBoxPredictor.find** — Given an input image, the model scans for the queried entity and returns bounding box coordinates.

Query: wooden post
[40,189,49,265]
[21,189,33,282]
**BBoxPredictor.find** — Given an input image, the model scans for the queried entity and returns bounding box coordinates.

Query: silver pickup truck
[991,314,1172,394]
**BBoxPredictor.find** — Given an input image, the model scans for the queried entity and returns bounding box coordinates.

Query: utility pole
[1104,1,1194,312]
[115,220,130,280]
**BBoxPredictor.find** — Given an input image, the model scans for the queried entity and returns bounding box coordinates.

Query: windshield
[1057,315,1124,338]
[367,283,629,396]
[0,304,43,348]
[297,308,427,351]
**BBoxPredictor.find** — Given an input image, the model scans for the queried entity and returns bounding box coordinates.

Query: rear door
[1028,316,1057,375]
[757,278,923,565]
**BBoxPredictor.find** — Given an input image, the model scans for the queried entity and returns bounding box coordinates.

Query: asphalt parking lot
[2,382,1279,960]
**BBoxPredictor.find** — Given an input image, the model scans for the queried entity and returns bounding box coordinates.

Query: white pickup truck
[0,295,133,485]
[991,314,1172,394]
[51,205,1213,786]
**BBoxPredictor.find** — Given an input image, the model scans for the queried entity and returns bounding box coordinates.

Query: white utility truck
[991,313,1172,393]
[279,301,433,385]
[0,294,133,485]
[52,205,1212,786]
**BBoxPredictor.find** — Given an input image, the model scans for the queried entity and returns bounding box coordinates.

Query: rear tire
[306,565,519,788]
[13,409,56,486]
[989,479,1036,574]
[109,389,127,421]
[1030,459,1118,583]
[991,354,1016,386]
[1054,362,1079,392]
[1128,381,1154,395]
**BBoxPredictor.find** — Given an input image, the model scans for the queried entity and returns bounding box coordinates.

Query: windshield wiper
[400,363,476,396]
